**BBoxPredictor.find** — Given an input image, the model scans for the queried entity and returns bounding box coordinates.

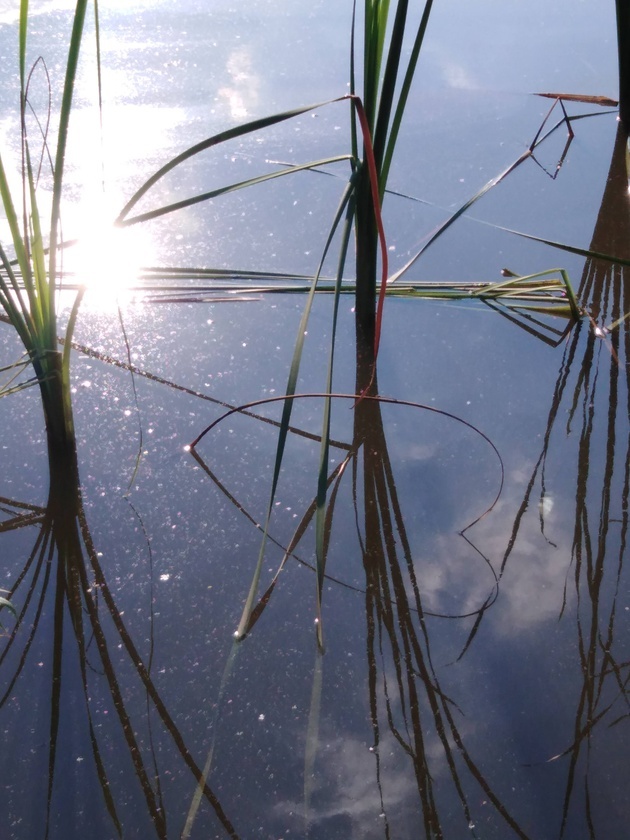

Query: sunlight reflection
[0,0,162,25]
[64,197,156,312]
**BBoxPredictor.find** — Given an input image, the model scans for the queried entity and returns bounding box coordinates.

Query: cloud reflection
[218,47,260,121]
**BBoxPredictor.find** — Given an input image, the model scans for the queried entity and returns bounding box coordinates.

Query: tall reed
[352,0,434,360]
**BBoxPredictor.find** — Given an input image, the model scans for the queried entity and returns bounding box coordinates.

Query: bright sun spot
[64,197,156,312]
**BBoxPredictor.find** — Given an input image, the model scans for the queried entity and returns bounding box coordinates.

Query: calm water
[1,2,629,838]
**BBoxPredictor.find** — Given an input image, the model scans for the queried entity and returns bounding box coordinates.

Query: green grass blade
[25,146,49,338]
[0,152,33,298]
[62,285,85,396]
[389,148,532,283]
[234,175,358,641]
[476,218,630,271]
[606,310,630,332]
[365,0,387,127]
[372,0,409,171]
[350,0,359,161]
[18,0,28,93]
[0,353,38,398]
[0,376,43,398]
[380,0,435,192]
[117,99,345,224]
[0,595,17,621]
[314,188,356,649]
[117,155,352,227]
[0,242,35,347]
[93,0,103,125]
[48,0,89,300]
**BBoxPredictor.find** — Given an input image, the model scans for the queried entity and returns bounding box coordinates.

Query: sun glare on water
[63,198,156,312]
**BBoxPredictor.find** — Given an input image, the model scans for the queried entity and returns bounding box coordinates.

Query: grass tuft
[0,0,96,456]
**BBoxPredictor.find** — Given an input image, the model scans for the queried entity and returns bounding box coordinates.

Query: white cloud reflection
[276,730,417,838]
[218,47,260,121]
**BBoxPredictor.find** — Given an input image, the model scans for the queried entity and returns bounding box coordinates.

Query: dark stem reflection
[499,121,630,838]
[0,444,238,839]
[191,346,525,836]
[351,348,529,839]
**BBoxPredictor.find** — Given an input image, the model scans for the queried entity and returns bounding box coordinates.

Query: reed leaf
[380,0,434,192]
[234,175,358,642]
[116,99,347,224]
[48,0,89,296]
[314,184,357,649]
[25,148,48,339]
[117,154,352,227]
[0,154,32,302]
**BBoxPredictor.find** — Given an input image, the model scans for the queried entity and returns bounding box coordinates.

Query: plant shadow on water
[189,356,526,837]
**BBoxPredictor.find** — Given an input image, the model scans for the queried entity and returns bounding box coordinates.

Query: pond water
[1,2,629,839]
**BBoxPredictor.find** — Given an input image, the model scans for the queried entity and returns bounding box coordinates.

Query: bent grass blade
[116,98,356,225]
[116,154,353,228]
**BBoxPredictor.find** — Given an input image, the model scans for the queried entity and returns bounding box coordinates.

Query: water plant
[0,1,91,462]
[117,1,605,652]
[113,0,444,647]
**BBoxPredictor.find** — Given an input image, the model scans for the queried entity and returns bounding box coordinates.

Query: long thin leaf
[388,148,532,283]
[0,153,34,302]
[48,0,89,308]
[380,0,435,192]
[116,98,348,224]
[314,184,357,649]
[25,146,48,339]
[372,0,409,171]
[117,155,352,228]
[233,174,359,641]
[0,242,35,348]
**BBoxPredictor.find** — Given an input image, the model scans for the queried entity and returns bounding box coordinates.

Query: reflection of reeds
[351,367,531,839]
[500,120,630,837]
[191,372,530,836]
[0,450,238,839]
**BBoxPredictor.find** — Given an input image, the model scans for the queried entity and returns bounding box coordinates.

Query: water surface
[0,3,628,838]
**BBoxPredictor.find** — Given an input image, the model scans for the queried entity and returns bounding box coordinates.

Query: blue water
[0,2,628,838]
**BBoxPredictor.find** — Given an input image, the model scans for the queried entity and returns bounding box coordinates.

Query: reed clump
[0,1,92,462]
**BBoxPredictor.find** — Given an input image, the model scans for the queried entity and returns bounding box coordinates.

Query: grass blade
[389,149,532,283]
[234,176,358,641]
[48,0,89,300]
[380,0,435,191]
[116,99,348,225]
[314,187,357,649]
[117,155,352,227]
